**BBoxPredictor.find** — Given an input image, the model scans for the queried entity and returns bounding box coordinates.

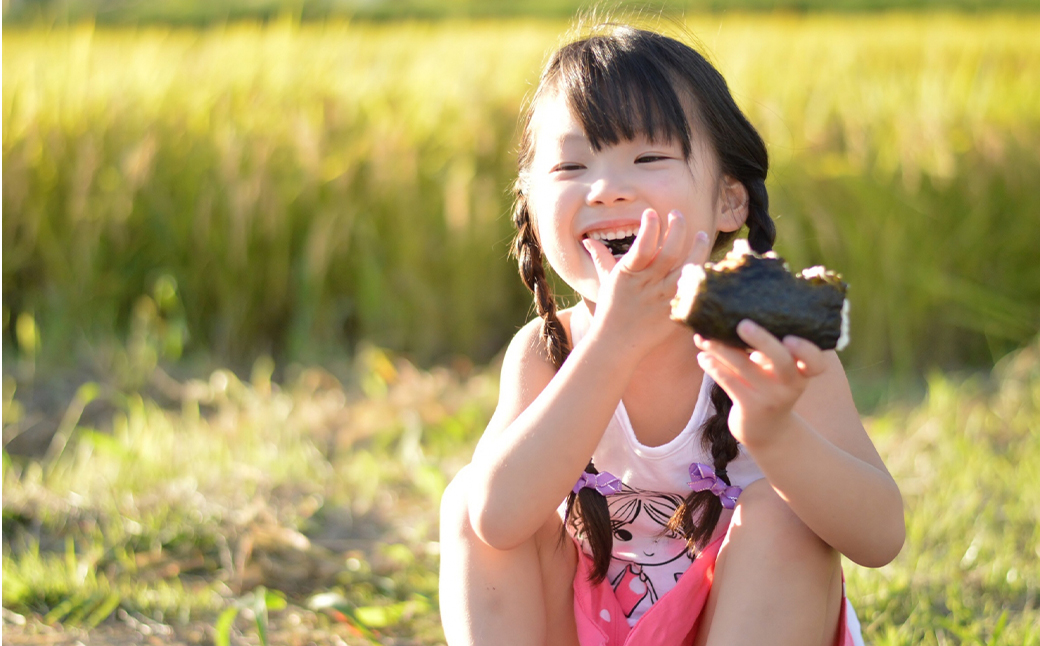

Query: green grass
[3,339,1039,643]
[2,346,499,642]
[3,16,1040,375]
[843,340,1040,644]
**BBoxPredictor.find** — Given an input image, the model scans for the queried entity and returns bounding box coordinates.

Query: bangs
[552,30,693,158]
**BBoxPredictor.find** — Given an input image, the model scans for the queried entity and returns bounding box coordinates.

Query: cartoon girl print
[606,486,696,620]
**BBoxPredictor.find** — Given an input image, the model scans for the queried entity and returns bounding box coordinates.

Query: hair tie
[688,463,742,509]
[573,471,623,496]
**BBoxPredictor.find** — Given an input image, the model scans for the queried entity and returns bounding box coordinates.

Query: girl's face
[524,91,745,302]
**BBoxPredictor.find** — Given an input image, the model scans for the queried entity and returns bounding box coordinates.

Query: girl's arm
[466,314,639,550]
[467,210,703,550]
[696,322,905,567]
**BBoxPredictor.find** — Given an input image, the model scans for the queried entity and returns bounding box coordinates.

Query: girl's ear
[717,175,749,233]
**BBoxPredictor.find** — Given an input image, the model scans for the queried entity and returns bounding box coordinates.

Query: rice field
[3,14,1039,375]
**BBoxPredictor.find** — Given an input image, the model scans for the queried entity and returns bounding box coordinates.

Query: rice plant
[3,15,1039,374]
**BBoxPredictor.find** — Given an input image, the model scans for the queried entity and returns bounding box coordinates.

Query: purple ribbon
[572,471,623,496]
[688,463,742,509]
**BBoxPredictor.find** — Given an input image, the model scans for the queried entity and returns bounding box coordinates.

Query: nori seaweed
[672,250,848,350]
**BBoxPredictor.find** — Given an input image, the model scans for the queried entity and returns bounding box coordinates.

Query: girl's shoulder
[477,312,572,453]
[505,304,585,367]
[499,315,558,384]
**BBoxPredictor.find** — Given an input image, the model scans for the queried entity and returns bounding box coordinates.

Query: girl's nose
[586,173,634,206]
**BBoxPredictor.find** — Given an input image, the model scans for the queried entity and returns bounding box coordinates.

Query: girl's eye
[551,162,585,172]
[613,528,633,541]
[636,154,669,164]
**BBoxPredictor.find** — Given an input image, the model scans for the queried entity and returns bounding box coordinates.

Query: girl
[439,23,904,646]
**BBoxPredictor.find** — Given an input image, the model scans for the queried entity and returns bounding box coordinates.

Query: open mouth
[585,227,638,259]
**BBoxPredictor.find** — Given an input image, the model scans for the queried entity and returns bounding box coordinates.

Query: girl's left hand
[694,320,829,450]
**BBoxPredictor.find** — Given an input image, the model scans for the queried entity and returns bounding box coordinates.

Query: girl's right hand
[582,208,711,358]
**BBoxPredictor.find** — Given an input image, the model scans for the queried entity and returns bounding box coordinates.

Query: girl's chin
[564,280,599,306]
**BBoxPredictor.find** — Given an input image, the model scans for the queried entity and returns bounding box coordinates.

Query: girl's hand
[694,320,829,450]
[582,208,710,357]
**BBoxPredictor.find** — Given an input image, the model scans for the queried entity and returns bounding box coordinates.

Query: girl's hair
[511,24,777,583]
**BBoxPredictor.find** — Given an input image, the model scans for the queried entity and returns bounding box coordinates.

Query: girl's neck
[572,298,704,446]
[633,326,703,382]
[577,297,704,401]
[624,328,705,447]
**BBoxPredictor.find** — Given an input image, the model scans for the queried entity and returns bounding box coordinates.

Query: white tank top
[564,304,765,626]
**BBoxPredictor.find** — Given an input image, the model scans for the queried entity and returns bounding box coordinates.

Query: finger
[623,208,662,272]
[667,231,711,306]
[663,260,692,298]
[748,350,774,372]
[654,210,689,272]
[697,351,751,400]
[695,335,758,380]
[688,230,711,267]
[782,336,828,378]
[582,237,617,281]
[735,320,798,380]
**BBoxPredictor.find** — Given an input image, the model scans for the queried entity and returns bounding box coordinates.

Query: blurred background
[3,1,1039,645]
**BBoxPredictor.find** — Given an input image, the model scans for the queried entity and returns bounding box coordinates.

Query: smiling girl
[438,23,904,646]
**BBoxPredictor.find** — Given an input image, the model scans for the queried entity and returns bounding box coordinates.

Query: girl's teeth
[588,227,637,241]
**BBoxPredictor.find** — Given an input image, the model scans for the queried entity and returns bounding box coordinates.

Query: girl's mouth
[585,227,639,259]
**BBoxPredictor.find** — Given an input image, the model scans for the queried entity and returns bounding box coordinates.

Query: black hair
[511,24,776,583]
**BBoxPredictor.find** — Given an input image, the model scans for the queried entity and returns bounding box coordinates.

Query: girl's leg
[439,466,580,646]
[692,479,845,646]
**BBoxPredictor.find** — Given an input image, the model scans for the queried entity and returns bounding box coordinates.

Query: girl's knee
[734,479,837,565]
[440,465,478,545]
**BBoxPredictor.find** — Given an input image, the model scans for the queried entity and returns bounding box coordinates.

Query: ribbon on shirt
[572,471,623,496]
[688,462,742,509]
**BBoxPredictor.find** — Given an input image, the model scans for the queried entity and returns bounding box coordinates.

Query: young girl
[439,23,904,646]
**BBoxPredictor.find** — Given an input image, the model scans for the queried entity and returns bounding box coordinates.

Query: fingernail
[696,231,709,243]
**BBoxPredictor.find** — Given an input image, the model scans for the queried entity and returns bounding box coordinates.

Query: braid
[666,383,740,551]
[745,177,775,254]
[511,183,571,370]
[563,461,614,582]
[512,184,618,580]
[512,184,613,579]
[667,176,776,552]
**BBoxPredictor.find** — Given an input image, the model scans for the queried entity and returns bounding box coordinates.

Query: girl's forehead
[530,92,585,145]
[530,92,667,153]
